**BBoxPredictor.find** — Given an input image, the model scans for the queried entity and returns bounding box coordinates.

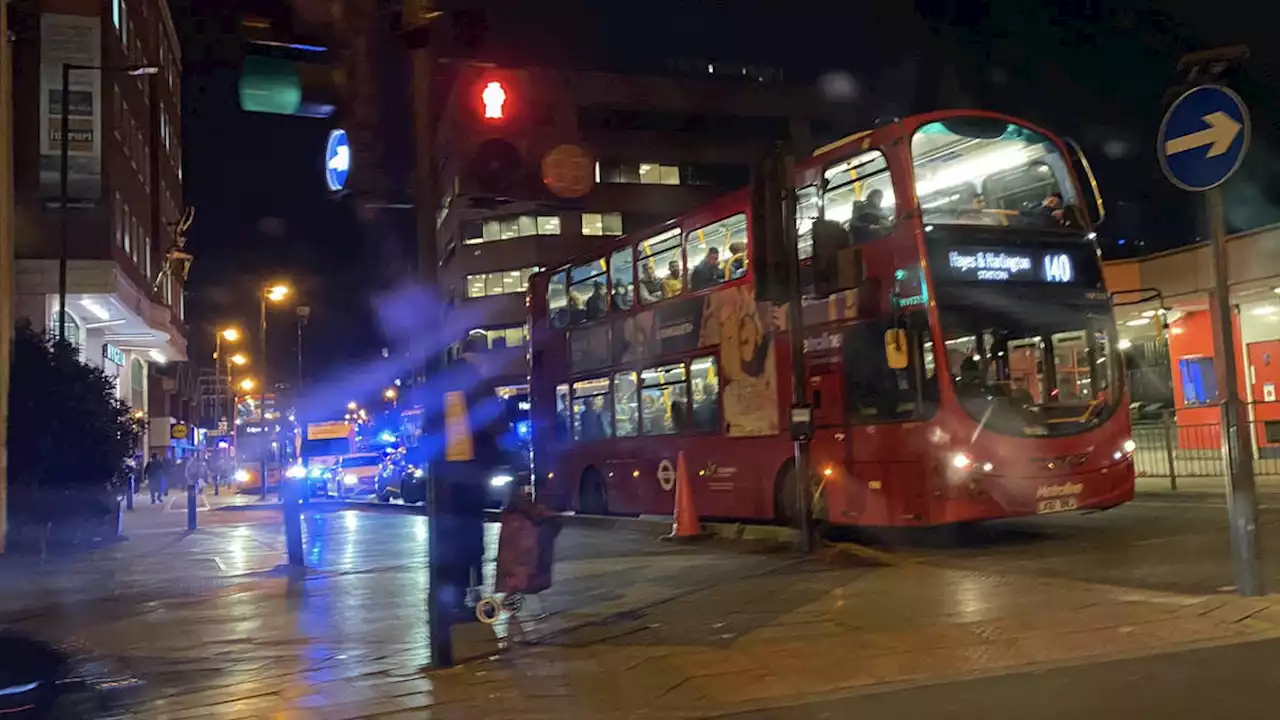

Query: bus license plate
[1036,497,1079,515]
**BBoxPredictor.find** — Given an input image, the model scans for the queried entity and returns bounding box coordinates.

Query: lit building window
[468,324,530,350]
[465,215,561,245]
[596,161,680,185]
[51,310,82,356]
[581,212,624,236]
[465,266,540,299]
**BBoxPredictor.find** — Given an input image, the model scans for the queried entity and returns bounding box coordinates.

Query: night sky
[171,0,1280,383]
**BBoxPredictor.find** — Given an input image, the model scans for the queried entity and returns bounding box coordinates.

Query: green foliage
[7,322,139,491]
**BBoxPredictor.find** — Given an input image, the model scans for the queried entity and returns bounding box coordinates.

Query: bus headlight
[489,473,514,488]
[950,452,974,470]
[343,473,359,486]
[285,465,306,479]
[233,469,250,484]
[1114,438,1137,460]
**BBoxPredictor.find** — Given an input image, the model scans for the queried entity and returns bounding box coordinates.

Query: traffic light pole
[780,153,815,554]
[404,0,454,669]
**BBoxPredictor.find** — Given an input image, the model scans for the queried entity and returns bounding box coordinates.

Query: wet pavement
[1,491,1280,717]
[719,636,1280,719]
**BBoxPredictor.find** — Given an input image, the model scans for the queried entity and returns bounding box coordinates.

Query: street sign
[1158,85,1249,192]
[170,423,189,440]
[324,128,350,192]
[657,459,676,492]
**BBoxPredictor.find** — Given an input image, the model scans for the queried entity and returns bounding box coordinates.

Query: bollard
[125,475,134,511]
[1163,409,1179,492]
[186,482,198,531]
[282,478,305,566]
[426,468,454,668]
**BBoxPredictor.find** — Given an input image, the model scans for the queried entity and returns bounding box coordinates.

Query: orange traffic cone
[664,451,703,540]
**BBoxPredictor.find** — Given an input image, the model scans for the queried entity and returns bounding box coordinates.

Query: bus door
[840,320,930,524]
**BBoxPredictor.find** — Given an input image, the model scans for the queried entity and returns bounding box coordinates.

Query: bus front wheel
[578,471,609,516]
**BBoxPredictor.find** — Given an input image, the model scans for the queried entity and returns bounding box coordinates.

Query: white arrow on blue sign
[325,128,350,192]
[1158,85,1249,192]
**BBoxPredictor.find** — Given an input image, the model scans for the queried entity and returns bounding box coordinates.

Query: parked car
[379,445,529,509]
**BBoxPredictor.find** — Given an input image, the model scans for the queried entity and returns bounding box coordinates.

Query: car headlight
[489,473,514,488]
[233,469,250,484]
[285,465,306,479]
[412,467,425,478]
[343,473,359,486]
[308,467,325,478]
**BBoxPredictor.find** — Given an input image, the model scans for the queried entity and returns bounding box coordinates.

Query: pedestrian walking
[185,452,210,493]
[144,453,166,504]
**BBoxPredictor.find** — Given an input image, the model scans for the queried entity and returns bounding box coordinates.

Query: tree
[7,322,137,493]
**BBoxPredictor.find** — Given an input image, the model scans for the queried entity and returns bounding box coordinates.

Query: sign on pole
[1158,85,1249,192]
[325,128,350,192]
[1159,81,1261,595]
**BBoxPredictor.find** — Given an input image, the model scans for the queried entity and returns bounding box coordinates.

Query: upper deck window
[637,228,683,305]
[685,213,748,291]
[823,150,895,244]
[911,118,1082,229]
[569,257,609,324]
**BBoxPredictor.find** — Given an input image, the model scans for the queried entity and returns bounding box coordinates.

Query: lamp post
[259,283,291,498]
[214,327,241,429]
[57,63,159,341]
[296,305,311,394]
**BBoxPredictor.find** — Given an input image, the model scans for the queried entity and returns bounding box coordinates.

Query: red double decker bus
[527,110,1134,527]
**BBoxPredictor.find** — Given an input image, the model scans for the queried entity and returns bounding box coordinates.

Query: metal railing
[1131,402,1280,488]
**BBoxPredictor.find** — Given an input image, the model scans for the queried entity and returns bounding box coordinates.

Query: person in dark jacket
[430,335,509,625]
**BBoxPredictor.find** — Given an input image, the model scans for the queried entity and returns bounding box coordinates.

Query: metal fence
[1131,402,1280,486]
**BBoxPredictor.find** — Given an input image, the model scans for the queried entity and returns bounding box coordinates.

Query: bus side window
[569,258,610,324]
[637,228,683,304]
[555,383,570,440]
[685,213,748,291]
[571,377,613,441]
[610,246,635,311]
[797,185,818,261]
[823,150,895,245]
[640,363,688,435]
[548,271,569,329]
[689,355,721,433]
[613,371,639,437]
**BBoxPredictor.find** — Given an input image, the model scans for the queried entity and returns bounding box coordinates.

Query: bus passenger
[689,247,723,291]
[586,281,609,319]
[662,260,683,297]
[725,241,748,281]
[638,264,663,303]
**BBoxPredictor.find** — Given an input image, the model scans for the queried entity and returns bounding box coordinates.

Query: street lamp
[229,353,248,366]
[239,378,256,392]
[259,282,292,499]
[347,401,358,411]
[214,326,242,429]
[56,63,160,342]
[384,387,398,409]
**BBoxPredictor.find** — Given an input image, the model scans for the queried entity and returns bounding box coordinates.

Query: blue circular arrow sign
[325,129,350,192]
[1158,85,1249,192]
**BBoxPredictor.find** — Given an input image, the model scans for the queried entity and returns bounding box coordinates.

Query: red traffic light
[481,81,506,120]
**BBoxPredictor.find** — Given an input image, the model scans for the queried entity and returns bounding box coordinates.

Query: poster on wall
[39,14,102,201]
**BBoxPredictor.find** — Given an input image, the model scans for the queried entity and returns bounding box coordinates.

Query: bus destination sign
[943,246,1078,284]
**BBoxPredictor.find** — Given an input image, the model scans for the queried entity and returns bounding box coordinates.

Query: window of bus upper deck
[569,257,609,324]
[637,228,683,304]
[822,150,896,245]
[911,118,1083,230]
[548,270,570,329]
[685,213,748,292]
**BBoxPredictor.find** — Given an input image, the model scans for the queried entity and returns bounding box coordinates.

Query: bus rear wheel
[578,471,609,516]
[774,464,800,527]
